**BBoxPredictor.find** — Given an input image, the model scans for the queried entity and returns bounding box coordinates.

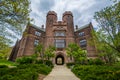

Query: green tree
[66,43,79,61]
[0,36,12,59]
[0,0,31,59]
[94,1,120,54]
[0,0,31,37]
[66,43,87,64]
[44,46,56,61]
[91,31,117,64]
[35,43,43,59]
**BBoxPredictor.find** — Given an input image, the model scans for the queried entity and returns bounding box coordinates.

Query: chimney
[41,25,44,29]
[75,25,78,30]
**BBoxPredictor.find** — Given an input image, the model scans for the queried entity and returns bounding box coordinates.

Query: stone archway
[55,54,64,65]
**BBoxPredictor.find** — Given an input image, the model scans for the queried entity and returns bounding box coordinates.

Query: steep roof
[29,23,45,32]
[75,23,90,32]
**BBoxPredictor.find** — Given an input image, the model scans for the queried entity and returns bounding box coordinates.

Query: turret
[62,11,74,36]
[46,11,57,24]
[62,11,73,22]
[46,11,57,36]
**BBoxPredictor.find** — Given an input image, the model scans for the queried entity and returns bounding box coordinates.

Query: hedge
[0,64,52,80]
[72,65,120,80]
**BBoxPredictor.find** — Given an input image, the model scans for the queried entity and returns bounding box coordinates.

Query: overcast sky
[30,0,113,29]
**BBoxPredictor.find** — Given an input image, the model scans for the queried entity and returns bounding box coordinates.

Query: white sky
[30,0,113,29]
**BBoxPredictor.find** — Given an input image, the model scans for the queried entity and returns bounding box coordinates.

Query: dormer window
[79,32,85,36]
[55,31,65,36]
[35,31,41,36]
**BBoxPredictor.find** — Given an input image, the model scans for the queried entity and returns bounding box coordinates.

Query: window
[35,31,41,36]
[34,40,39,45]
[55,32,65,36]
[79,32,85,36]
[55,39,65,48]
[80,39,87,47]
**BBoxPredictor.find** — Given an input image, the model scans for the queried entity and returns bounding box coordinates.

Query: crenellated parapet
[47,11,57,17]
[63,11,73,17]
[53,21,67,26]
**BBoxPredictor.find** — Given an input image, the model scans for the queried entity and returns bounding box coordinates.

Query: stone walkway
[43,65,80,80]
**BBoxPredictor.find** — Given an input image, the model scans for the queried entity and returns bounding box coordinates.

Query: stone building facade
[9,11,97,64]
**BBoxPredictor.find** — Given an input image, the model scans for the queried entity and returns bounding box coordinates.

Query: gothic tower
[45,11,57,48]
[62,11,75,46]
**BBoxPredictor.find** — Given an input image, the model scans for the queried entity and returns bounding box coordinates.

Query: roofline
[74,23,91,32]
[28,23,45,32]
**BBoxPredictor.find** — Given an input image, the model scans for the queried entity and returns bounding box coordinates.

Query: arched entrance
[55,55,64,65]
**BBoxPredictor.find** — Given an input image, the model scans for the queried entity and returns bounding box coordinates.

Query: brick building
[9,11,97,64]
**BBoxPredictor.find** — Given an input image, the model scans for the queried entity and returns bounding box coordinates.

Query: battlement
[47,11,57,16]
[63,11,73,17]
[53,21,67,26]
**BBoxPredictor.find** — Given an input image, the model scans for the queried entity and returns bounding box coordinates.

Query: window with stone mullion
[55,39,65,48]
[80,39,87,47]
[55,32,65,36]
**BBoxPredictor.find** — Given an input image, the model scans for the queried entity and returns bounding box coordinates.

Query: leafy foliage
[35,60,54,68]
[66,62,75,68]
[0,55,53,80]
[94,1,120,54]
[92,1,120,63]
[35,43,44,60]
[66,43,87,64]
[90,31,118,64]
[0,59,16,66]
[0,0,31,36]
[87,58,105,65]
[16,56,34,64]
[0,36,12,59]
[0,64,52,80]
[72,64,120,80]
[44,46,56,60]
[0,0,31,60]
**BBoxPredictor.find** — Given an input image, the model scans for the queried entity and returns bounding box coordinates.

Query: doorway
[55,55,64,65]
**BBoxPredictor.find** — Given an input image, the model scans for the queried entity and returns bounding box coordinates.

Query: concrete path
[43,65,80,80]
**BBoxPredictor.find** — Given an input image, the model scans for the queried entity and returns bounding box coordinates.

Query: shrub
[16,56,34,64]
[72,65,120,80]
[0,64,52,80]
[0,65,8,68]
[36,60,54,68]
[0,68,38,80]
[35,59,43,64]
[44,60,54,68]
[94,58,104,65]
[0,59,17,66]
[0,55,53,80]
[87,58,104,65]
[66,62,75,68]
[17,64,52,75]
[87,59,95,65]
